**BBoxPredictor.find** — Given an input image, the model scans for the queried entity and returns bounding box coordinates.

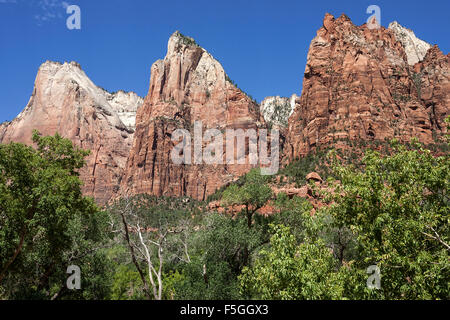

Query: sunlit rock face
[0,61,143,204]
[260,94,297,128]
[2,17,448,205]
[285,14,449,160]
[120,31,265,201]
[388,21,431,66]
[107,90,142,130]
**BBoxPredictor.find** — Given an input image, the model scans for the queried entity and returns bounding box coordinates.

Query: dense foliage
[0,131,110,299]
[0,130,448,300]
[239,139,449,300]
[328,140,449,299]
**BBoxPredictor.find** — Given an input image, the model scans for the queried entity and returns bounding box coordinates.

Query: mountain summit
[285,13,448,160]
[388,21,432,65]
[0,61,143,204]
[120,31,264,200]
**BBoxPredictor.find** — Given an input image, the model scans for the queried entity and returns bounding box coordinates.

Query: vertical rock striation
[414,45,450,133]
[2,17,448,204]
[120,31,264,200]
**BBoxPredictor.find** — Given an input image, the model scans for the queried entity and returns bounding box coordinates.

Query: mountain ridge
[1,16,448,205]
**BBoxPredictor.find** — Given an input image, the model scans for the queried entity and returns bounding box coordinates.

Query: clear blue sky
[1,0,449,122]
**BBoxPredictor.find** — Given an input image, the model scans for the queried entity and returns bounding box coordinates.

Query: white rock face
[388,21,431,66]
[13,61,143,132]
[106,90,143,130]
[260,94,297,127]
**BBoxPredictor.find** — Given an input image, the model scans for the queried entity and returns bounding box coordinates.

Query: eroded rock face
[285,14,449,160]
[414,45,450,134]
[260,94,297,128]
[0,61,143,204]
[120,31,264,200]
[388,21,431,66]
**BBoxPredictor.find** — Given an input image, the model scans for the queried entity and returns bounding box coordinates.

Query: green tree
[222,168,272,228]
[110,264,146,300]
[176,168,273,300]
[239,223,346,300]
[174,212,268,299]
[239,138,449,300]
[108,195,200,300]
[0,131,111,299]
[329,140,449,299]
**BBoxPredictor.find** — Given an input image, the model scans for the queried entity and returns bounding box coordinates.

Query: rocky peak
[146,31,234,115]
[260,94,297,128]
[285,13,448,160]
[1,60,143,204]
[2,17,447,205]
[168,31,200,52]
[22,60,142,132]
[121,31,264,201]
[388,21,432,66]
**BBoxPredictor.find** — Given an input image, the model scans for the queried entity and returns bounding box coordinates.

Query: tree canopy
[0,131,110,299]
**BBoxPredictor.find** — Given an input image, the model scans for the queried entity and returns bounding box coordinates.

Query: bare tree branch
[423,225,450,251]
[119,198,152,300]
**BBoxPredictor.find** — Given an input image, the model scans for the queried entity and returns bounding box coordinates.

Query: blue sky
[0,0,449,122]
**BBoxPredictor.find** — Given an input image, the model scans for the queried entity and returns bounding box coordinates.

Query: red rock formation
[0,61,143,204]
[2,17,448,205]
[414,45,450,133]
[306,172,323,183]
[285,14,449,160]
[120,31,265,200]
[207,200,279,216]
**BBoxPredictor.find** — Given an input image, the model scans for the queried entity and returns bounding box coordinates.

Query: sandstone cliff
[414,45,450,134]
[2,17,448,205]
[120,31,264,200]
[0,61,143,204]
[285,14,449,160]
